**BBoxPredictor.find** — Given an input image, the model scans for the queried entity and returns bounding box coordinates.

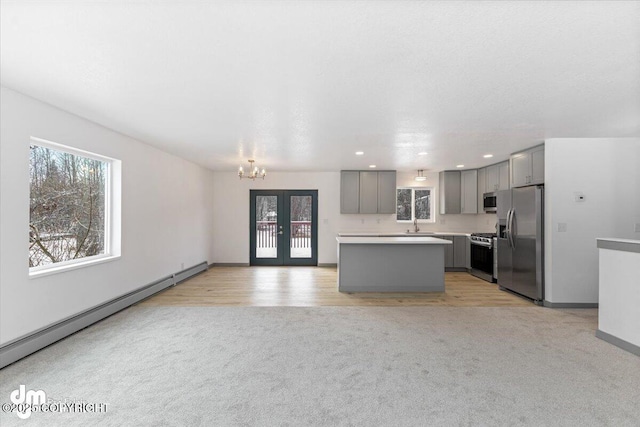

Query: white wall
[212,170,494,264]
[0,87,215,344]
[545,138,640,304]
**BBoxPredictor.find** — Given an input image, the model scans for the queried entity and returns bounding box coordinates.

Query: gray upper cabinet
[460,170,478,214]
[530,145,545,184]
[498,161,510,191]
[377,171,397,214]
[510,144,544,187]
[484,161,510,192]
[340,171,360,214]
[439,171,461,214]
[340,170,397,214]
[477,167,486,212]
[359,171,379,214]
[485,164,499,192]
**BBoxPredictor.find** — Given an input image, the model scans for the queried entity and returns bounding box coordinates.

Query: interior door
[250,190,318,266]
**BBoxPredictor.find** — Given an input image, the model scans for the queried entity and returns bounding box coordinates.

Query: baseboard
[596,329,640,356]
[318,263,337,268]
[209,263,250,267]
[0,261,208,369]
[543,301,599,308]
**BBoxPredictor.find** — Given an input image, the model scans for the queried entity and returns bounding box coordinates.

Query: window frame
[396,186,436,224]
[28,137,121,278]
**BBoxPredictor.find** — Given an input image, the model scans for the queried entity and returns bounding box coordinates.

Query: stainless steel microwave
[483,192,497,213]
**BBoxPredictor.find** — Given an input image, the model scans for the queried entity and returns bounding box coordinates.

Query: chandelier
[415,170,427,181]
[238,159,266,180]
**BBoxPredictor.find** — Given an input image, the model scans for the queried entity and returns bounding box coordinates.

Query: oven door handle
[470,241,493,248]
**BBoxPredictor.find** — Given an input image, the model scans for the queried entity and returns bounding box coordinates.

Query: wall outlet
[323,218,329,225]
[557,223,568,232]
[440,218,446,225]
[181,262,184,270]
[361,219,365,224]
[376,218,380,224]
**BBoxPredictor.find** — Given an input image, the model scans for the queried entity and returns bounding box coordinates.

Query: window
[29,138,119,275]
[396,187,435,223]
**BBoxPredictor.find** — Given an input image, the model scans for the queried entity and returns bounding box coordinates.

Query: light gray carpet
[1,306,639,426]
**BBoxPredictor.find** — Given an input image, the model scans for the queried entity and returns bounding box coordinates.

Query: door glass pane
[256,195,278,258]
[290,195,312,258]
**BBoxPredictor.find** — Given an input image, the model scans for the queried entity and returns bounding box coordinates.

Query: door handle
[509,210,516,249]
[278,231,283,235]
[506,209,513,248]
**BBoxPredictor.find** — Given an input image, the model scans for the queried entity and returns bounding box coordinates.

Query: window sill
[29,254,121,279]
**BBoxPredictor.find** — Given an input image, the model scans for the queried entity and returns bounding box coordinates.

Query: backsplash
[339,213,497,234]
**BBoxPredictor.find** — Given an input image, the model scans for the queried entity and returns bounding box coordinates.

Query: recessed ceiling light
[369,164,377,168]
[355,151,364,155]
[418,152,427,156]
[483,154,493,158]
[456,164,464,168]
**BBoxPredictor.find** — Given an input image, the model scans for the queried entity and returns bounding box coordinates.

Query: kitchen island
[336,236,453,292]
[596,238,640,356]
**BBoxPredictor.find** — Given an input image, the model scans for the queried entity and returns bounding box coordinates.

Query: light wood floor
[138,267,533,307]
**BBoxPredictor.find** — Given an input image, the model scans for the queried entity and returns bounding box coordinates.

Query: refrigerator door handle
[509,209,516,249]
[505,209,512,248]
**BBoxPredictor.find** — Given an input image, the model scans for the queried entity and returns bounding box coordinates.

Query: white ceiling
[1,1,639,172]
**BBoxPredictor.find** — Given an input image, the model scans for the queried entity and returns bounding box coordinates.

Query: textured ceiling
[1,1,639,172]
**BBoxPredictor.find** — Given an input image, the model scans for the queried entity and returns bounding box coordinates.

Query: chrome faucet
[413,218,420,233]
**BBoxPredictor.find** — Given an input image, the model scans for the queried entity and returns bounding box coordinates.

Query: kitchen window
[396,187,435,223]
[29,137,121,277]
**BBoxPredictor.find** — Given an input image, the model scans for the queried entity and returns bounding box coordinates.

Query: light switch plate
[635,223,640,232]
[557,223,568,232]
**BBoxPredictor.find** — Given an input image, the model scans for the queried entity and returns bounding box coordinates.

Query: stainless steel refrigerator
[497,186,544,304]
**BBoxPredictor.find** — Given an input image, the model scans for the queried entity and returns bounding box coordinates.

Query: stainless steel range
[470,233,497,282]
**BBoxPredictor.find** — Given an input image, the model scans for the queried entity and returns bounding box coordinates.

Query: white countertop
[336,236,453,245]
[338,232,471,237]
[596,238,640,254]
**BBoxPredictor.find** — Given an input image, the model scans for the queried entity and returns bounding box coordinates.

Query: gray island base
[336,236,453,292]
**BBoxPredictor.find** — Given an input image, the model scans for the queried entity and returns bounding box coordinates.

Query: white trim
[30,136,118,163]
[396,186,436,223]
[28,137,122,276]
[29,254,121,279]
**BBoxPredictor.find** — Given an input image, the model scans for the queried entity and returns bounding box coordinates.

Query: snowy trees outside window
[29,142,109,269]
[396,187,435,223]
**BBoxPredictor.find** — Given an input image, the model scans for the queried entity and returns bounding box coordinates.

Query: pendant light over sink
[415,170,427,182]
[238,159,266,180]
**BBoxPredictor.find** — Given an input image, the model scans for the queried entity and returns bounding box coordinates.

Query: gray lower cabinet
[340,170,397,214]
[441,235,469,271]
[441,236,454,268]
[453,235,467,268]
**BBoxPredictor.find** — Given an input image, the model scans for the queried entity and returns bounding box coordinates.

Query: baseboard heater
[0,261,208,369]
